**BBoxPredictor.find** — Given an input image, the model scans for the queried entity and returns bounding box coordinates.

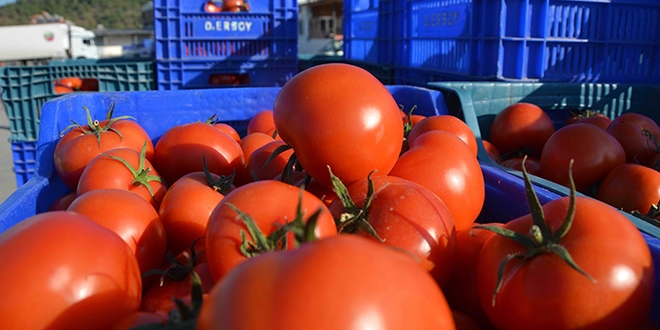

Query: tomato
[0,211,142,329]
[67,189,167,274]
[597,163,660,214]
[205,180,337,282]
[79,78,99,91]
[295,176,337,208]
[158,171,228,256]
[476,196,654,329]
[273,63,404,188]
[58,77,83,90]
[153,121,245,186]
[141,262,215,315]
[247,109,277,137]
[110,311,168,330]
[54,83,74,94]
[245,140,296,183]
[197,235,456,330]
[607,112,660,165]
[214,123,241,143]
[389,130,485,231]
[408,115,478,156]
[222,0,249,12]
[540,123,626,193]
[443,224,503,330]
[565,112,611,131]
[403,113,427,128]
[48,191,77,211]
[328,175,457,286]
[501,157,542,176]
[451,309,483,330]
[482,139,502,163]
[489,102,555,158]
[237,132,276,185]
[204,1,221,13]
[77,147,167,209]
[54,107,154,191]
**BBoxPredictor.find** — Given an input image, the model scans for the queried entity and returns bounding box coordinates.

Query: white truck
[0,23,99,65]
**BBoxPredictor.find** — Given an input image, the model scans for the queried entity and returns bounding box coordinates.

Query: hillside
[0,0,147,29]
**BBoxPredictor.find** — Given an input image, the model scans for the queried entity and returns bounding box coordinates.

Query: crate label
[203,20,254,32]
[413,3,468,37]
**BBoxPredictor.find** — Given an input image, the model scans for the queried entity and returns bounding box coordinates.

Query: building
[298,0,343,55]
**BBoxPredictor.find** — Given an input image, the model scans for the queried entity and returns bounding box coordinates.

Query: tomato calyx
[202,156,234,194]
[267,144,305,184]
[143,238,205,285]
[59,103,135,147]
[105,141,165,204]
[473,157,596,306]
[228,188,324,258]
[328,166,384,242]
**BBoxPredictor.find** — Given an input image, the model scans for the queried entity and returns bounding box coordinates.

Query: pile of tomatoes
[54,76,99,94]
[486,102,660,223]
[0,64,656,330]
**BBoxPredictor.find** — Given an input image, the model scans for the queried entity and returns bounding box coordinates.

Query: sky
[0,0,15,7]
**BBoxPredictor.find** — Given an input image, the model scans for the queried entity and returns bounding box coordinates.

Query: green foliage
[0,0,147,29]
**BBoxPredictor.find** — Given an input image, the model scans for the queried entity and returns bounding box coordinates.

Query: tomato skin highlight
[476,197,654,330]
[197,235,456,330]
[273,63,404,188]
[0,211,142,330]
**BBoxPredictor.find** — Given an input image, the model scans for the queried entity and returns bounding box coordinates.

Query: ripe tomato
[141,262,215,315]
[565,111,611,131]
[205,180,337,282]
[245,140,295,183]
[389,130,485,231]
[54,108,154,191]
[540,123,626,193]
[77,147,167,209]
[501,157,542,176]
[0,211,142,329]
[489,102,555,158]
[213,123,241,143]
[443,224,503,329]
[328,175,457,286]
[204,1,221,13]
[58,77,83,90]
[247,110,277,137]
[607,112,660,165]
[196,235,456,330]
[54,83,74,94]
[67,189,167,274]
[482,139,503,163]
[597,163,660,214]
[154,121,245,186]
[159,171,228,256]
[273,63,404,188]
[79,78,99,91]
[110,311,168,330]
[408,115,478,156]
[237,132,276,185]
[48,191,77,211]
[222,0,249,11]
[476,196,654,329]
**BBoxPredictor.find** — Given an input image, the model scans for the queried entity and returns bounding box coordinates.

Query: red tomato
[295,176,337,208]
[48,191,77,211]
[389,130,485,231]
[540,123,626,193]
[328,175,457,286]
[565,111,611,131]
[597,163,660,214]
[58,77,83,90]
[482,139,503,163]
[245,140,296,183]
[153,121,245,186]
[141,262,215,315]
[607,112,660,165]
[214,123,241,143]
[489,102,555,158]
[408,115,478,156]
[204,1,221,13]
[0,211,142,329]
[247,110,277,137]
[273,63,404,188]
[501,157,542,176]
[67,189,167,274]
[54,109,154,191]
[77,147,167,209]
[205,180,337,283]
[237,132,276,185]
[54,83,74,94]
[159,171,228,256]
[79,78,99,91]
[452,309,483,330]
[443,224,503,329]
[222,0,249,11]
[197,235,456,330]
[477,196,654,329]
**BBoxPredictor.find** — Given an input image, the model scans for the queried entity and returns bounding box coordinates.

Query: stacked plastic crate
[0,58,155,186]
[153,0,298,90]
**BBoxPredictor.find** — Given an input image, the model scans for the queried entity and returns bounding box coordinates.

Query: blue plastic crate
[343,0,397,68]
[153,0,298,89]
[10,141,37,188]
[428,81,660,240]
[394,0,660,86]
[0,59,155,142]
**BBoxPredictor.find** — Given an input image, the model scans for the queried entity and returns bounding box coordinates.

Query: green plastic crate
[428,81,660,239]
[297,54,394,85]
[0,59,155,142]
